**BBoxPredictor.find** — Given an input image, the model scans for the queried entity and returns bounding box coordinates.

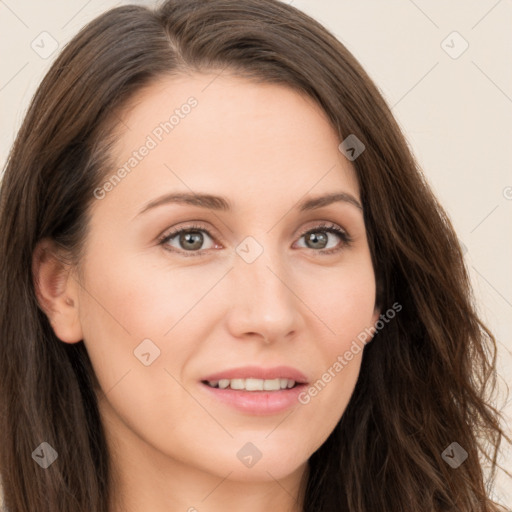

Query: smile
[203,378,297,391]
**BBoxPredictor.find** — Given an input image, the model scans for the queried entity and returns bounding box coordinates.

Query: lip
[201,365,308,384]
[199,365,309,416]
[200,382,308,415]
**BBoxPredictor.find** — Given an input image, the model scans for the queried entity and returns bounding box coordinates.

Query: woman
[0,0,509,511]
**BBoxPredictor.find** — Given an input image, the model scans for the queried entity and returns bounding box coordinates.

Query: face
[64,73,379,483]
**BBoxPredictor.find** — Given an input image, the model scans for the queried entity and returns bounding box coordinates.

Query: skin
[33,72,380,512]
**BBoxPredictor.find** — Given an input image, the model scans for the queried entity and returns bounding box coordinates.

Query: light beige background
[1,0,510,506]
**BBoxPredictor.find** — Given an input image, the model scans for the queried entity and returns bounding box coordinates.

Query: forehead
[93,72,360,219]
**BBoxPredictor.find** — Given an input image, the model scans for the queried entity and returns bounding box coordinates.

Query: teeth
[230,378,245,390]
[206,378,296,391]
[247,378,264,391]
[262,378,280,390]
[218,379,230,389]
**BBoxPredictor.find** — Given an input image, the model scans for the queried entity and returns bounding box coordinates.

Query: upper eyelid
[160,223,216,242]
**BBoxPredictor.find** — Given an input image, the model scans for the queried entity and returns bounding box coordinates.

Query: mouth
[201,377,300,391]
[198,366,309,415]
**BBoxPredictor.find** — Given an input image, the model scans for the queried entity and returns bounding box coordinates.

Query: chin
[206,446,308,483]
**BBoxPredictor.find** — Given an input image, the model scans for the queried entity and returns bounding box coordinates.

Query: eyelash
[158,222,352,258]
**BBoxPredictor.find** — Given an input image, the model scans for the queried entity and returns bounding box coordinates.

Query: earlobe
[32,238,83,344]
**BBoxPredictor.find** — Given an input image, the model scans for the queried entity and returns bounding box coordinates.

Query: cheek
[291,258,376,437]
[76,251,184,391]
[77,248,231,408]
[80,247,224,340]
[303,255,377,347]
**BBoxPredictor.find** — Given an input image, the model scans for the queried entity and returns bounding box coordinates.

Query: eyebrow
[135,190,363,218]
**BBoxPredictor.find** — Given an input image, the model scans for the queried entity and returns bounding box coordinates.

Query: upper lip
[201,365,308,384]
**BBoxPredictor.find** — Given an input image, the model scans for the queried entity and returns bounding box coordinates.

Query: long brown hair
[0,1,510,511]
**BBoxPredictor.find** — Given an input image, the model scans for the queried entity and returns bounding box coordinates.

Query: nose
[224,245,302,345]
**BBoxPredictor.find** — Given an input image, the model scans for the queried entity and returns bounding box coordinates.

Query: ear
[365,302,382,344]
[32,238,83,344]
[371,306,381,327]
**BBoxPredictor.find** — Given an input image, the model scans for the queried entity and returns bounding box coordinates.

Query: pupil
[181,231,203,250]
[307,232,327,249]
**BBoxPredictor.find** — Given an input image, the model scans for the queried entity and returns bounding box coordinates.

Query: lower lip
[200,382,307,415]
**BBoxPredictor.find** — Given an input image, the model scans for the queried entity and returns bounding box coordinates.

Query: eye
[158,222,352,257]
[295,223,352,255]
[159,223,217,257]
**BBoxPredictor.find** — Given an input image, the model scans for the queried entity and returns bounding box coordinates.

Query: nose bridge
[225,233,299,340]
[238,236,293,309]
